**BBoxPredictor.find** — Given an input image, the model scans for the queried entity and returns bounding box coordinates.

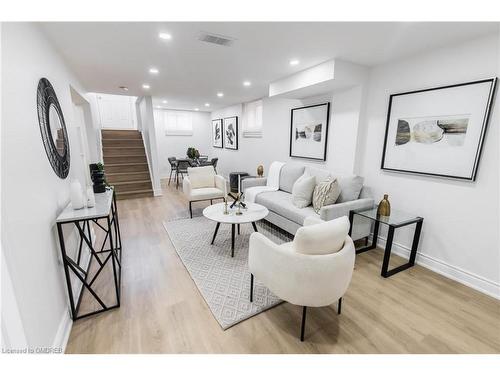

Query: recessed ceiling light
[156,106,161,109]
[162,100,168,104]
[119,86,129,91]
[243,81,251,87]
[204,103,210,107]
[289,59,300,66]
[194,108,199,111]
[159,32,172,40]
[217,92,224,97]
[149,68,159,74]
[142,84,150,89]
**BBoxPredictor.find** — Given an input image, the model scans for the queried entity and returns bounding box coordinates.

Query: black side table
[348,207,423,278]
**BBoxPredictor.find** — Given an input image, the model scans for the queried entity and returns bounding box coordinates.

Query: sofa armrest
[241,177,267,192]
[320,198,374,221]
[214,175,227,193]
[182,176,192,198]
[303,215,324,226]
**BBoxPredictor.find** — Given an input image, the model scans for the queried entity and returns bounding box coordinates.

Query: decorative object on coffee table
[290,102,330,161]
[36,77,70,179]
[257,164,264,177]
[377,194,391,216]
[381,78,497,181]
[203,202,269,257]
[212,119,223,148]
[223,116,238,150]
[89,163,106,193]
[348,206,423,278]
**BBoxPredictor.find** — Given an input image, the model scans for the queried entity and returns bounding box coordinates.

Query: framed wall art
[223,116,238,150]
[212,118,223,148]
[381,78,497,181]
[289,102,330,161]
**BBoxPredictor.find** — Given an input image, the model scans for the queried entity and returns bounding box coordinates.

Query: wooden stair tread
[107,171,148,176]
[103,146,144,149]
[106,162,148,166]
[112,180,151,185]
[116,189,153,195]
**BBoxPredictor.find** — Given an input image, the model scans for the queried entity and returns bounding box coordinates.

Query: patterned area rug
[163,216,292,329]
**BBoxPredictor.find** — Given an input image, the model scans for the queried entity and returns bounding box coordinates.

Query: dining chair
[211,158,219,174]
[167,157,178,186]
[176,159,192,189]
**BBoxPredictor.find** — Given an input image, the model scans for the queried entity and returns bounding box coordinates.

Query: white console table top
[56,188,114,223]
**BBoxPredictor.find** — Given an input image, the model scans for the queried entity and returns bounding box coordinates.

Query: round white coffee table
[203,202,269,257]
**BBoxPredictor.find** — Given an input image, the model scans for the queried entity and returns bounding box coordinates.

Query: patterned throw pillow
[312,178,341,214]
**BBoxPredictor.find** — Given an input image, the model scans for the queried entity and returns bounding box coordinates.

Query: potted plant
[186,147,199,160]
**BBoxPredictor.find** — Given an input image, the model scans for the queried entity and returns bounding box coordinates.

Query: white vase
[86,187,95,208]
[70,180,84,210]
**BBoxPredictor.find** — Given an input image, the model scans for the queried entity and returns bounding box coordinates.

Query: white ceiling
[39,22,498,111]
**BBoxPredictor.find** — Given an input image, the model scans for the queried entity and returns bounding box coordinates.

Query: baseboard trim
[154,188,163,197]
[372,234,500,300]
[53,308,72,353]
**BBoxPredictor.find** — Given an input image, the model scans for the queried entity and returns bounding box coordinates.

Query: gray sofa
[241,163,373,241]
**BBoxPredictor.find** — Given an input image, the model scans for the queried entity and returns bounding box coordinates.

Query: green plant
[96,162,104,172]
[187,147,199,159]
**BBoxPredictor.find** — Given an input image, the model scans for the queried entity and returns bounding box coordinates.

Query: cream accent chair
[183,166,226,218]
[248,215,355,341]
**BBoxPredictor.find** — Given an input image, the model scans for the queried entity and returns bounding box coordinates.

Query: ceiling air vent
[198,31,235,47]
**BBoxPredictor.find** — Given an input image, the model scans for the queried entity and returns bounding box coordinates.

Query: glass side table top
[352,206,423,227]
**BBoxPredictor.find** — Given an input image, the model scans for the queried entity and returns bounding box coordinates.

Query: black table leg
[355,217,380,254]
[231,224,235,257]
[381,220,423,278]
[381,226,395,277]
[238,224,240,235]
[252,222,258,232]
[409,220,423,266]
[211,222,221,244]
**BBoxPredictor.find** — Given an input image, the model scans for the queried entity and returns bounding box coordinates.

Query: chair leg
[338,297,342,315]
[168,170,172,186]
[300,306,307,341]
[189,201,193,219]
[210,199,213,205]
[250,273,254,302]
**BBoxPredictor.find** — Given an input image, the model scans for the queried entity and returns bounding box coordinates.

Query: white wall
[358,33,500,298]
[137,96,162,195]
[154,109,211,178]
[210,87,365,179]
[1,23,94,349]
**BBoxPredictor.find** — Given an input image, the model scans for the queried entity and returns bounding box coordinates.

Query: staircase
[102,129,154,200]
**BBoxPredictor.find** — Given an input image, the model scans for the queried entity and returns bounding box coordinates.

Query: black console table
[348,207,423,278]
[56,187,122,320]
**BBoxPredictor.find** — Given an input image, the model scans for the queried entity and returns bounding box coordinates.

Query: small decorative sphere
[257,165,264,177]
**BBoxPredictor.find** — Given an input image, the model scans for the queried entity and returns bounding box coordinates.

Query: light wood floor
[65,183,500,354]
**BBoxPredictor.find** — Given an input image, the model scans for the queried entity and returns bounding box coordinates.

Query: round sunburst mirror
[36,78,70,179]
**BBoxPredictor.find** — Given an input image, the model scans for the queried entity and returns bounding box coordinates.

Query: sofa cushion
[305,166,332,185]
[293,216,350,255]
[291,174,316,208]
[336,175,364,203]
[187,166,215,189]
[312,178,341,213]
[256,190,316,225]
[279,163,305,193]
[190,187,224,200]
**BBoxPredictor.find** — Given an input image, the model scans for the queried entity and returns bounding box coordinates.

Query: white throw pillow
[187,166,215,189]
[291,174,316,208]
[293,216,350,255]
[312,178,341,213]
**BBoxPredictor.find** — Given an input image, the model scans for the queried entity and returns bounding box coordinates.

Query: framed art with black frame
[381,78,497,181]
[223,116,238,150]
[289,102,330,161]
[212,118,223,148]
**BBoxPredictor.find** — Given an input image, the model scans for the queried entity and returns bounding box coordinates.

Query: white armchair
[248,215,355,341]
[183,166,226,218]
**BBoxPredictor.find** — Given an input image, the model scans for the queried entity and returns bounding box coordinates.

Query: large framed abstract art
[212,118,223,148]
[381,78,497,181]
[223,116,238,150]
[289,102,330,161]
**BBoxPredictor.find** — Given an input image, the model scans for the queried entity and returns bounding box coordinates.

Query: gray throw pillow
[336,175,364,203]
[312,178,341,213]
[291,174,316,208]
